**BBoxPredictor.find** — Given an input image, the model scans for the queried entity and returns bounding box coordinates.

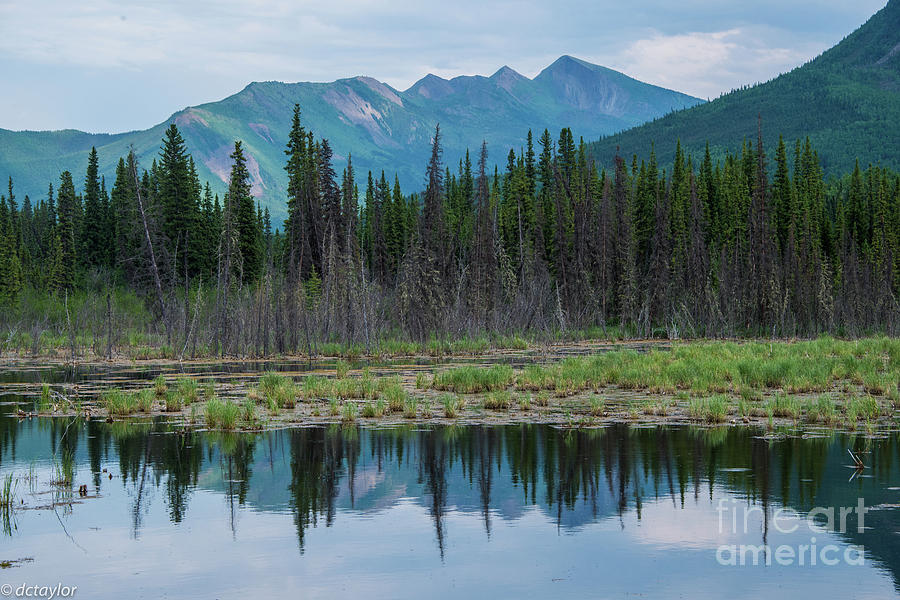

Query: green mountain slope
[588,1,900,171]
[0,56,702,222]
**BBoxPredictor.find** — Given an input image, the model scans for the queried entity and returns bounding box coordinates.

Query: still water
[1,416,899,599]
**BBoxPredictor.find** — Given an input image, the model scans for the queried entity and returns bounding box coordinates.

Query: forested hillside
[0,104,897,357]
[589,0,900,174]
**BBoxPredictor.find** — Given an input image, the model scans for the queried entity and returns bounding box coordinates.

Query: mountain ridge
[0,56,704,222]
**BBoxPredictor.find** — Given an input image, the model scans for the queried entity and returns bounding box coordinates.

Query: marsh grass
[341,402,358,422]
[135,389,154,412]
[328,398,340,416]
[164,390,182,412]
[504,337,900,398]
[765,393,801,419]
[334,360,350,379]
[153,375,167,397]
[361,399,386,418]
[433,365,513,394]
[847,395,881,421]
[102,388,138,416]
[441,394,465,418]
[483,390,512,410]
[589,397,605,417]
[206,398,239,430]
[518,394,531,411]
[380,380,408,412]
[303,374,333,400]
[241,398,258,427]
[39,383,52,411]
[806,395,837,424]
[535,391,550,407]
[688,395,729,423]
[415,372,430,389]
[175,377,199,404]
[403,397,419,418]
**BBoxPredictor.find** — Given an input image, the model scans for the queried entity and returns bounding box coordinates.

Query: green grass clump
[415,372,430,389]
[342,402,358,422]
[518,394,531,411]
[174,377,200,405]
[688,395,729,423]
[483,390,512,410]
[329,398,340,416]
[847,395,881,421]
[136,389,155,412]
[101,388,138,416]
[806,395,836,424]
[380,380,408,412]
[153,375,167,397]
[303,375,333,400]
[258,372,298,408]
[765,393,801,419]
[535,391,550,407]
[164,390,183,412]
[403,397,419,418]
[441,394,465,418]
[335,359,350,379]
[589,397,605,416]
[206,397,240,430]
[361,399,386,418]
[39,383,52,411]
[241,398,258,426]
[259,371,288,395]
[433,365,514,394]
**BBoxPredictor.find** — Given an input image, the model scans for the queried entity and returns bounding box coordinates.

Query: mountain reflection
[3,419,900,589]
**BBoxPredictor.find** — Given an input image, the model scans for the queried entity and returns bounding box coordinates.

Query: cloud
[611,27,824,100]
[0,0,889,132]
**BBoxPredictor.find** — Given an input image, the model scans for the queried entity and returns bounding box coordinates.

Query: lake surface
[2,411,900,599]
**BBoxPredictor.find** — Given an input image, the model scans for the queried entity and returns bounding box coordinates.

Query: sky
[0,0,888,133]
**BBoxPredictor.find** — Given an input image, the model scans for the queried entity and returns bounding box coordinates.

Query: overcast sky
[0,0,887,133]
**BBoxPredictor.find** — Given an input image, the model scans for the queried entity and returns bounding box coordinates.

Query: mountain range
[589,0,900,173]
[0,56,703,222]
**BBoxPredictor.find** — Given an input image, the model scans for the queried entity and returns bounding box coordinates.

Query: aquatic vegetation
[175,377,200,404]
[517,394,531,411]
[483,390,512,410]
[441,394,465,418]
[403,397,419,418]
[806,395,836,424]
[206,397,240,430]
[361,399,386,418]
[102,388,139,416]
[153,375,168,397]
[39,383,52,411]
[765,393,801,419]
[589,397,605,417]
[341,402,357,422]
[135,389,155,412]
[535,391,550,407]
[164,390,183,412]
[328,398,340,416]
[433,365,514,394]
[847,395,881,421]
[334,359,350,379]
[688,395,729,423]
[380,380,408,412]
[303,375,333,400]
[415,372,430,389]
[241,398,258,427]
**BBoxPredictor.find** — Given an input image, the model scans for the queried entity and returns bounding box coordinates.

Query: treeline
[1,106,899,356]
